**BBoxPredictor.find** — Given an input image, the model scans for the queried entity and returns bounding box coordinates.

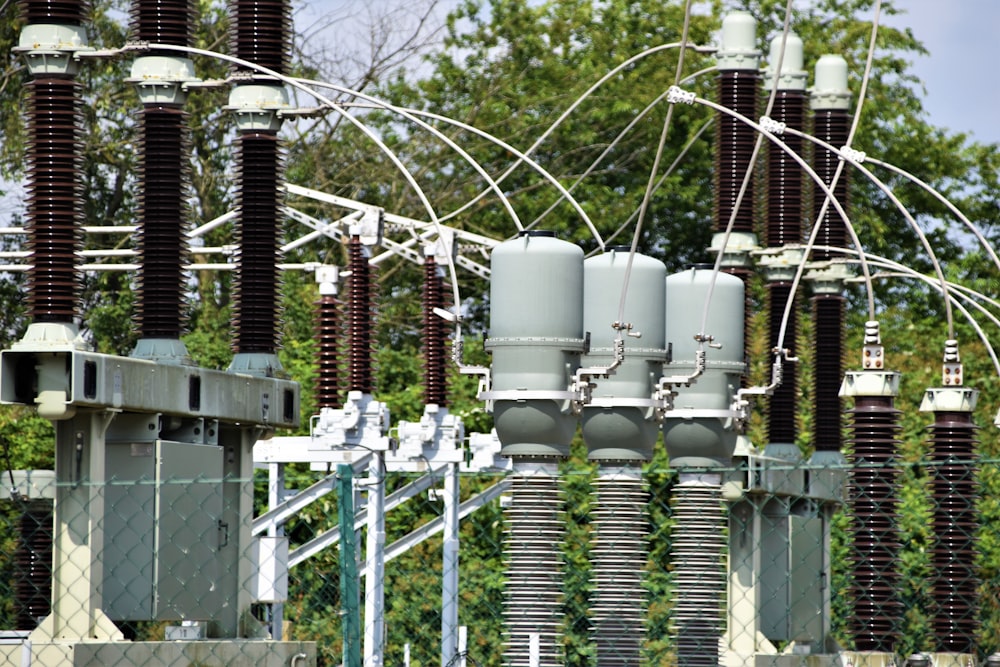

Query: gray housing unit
[103,411,226,621]
[581,248,667,461]
[485,231,584,458]
[662,267,745,467]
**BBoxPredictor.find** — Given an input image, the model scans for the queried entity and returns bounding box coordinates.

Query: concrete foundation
[0,638,316,666]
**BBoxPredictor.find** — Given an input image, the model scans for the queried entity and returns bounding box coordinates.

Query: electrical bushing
[662,267,745,468]
[581,248,667,461]
[484,231,584,458]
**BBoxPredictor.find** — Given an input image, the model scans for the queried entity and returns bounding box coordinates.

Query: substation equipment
[0,2,994,667]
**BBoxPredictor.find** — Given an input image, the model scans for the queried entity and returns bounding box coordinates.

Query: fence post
[338,464,362,667]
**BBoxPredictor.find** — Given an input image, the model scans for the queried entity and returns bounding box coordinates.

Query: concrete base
[0,639,317,666]
[841,652,895,667]
[752,654,841,667]
[841,652,975,667]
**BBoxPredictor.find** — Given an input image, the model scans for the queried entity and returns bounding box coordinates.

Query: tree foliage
[0,0,998,662]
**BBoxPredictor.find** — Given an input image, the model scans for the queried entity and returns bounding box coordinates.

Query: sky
[885,0,1000,146]
[295,0,1000,147]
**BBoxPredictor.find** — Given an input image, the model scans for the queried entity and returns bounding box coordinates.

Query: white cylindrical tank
[662,266,745,467]
[581,248,667,461]
[485,231,585,457]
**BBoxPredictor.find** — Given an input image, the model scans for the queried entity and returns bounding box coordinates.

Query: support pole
[441,462,460,667]
[268,461,286,640]
[31,411,123,645]
[338,465,362,667]
[363,453,386,667]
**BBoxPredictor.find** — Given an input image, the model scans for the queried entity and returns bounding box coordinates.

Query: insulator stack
[847,395,902,651]
[765,92,805,247]
[812,295,844,451]
[315,294,342,408]
[767,282,797,445]
[24,77,83,323]
[811,110,850,261]
[19,0,87,23]
[346,236,374,393]
[14,499,53,631]
[131,0,192,44]
[671,479,727,667]
[715,70,758,236]
[136,107,189,338]
[928,411,979,652]
[591,468,647,667]
[503,468,563,667]
[231,0,291,74]
[232,133,283,354]
[422,256,447,407]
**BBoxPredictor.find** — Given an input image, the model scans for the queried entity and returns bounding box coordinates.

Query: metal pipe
[441,462,460,667]
[362,453,386,667]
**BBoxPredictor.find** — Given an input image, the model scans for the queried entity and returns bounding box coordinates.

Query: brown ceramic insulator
[136,106,189,339]
[232,132,282,353]
[715,70,758,235]
[14,500,53,631]
[315,294,342,409]
[928,411,979,653]
[766,282,797,445]
[19,0,88,24]
[25,77,83,324]
[811,109,850,261]
[812,295,844,451]
[130,0,193,45]
[422,256,448,407]
[346,235,374,393]
[231,0,292,74]
[765,91,806,247]
[847,395,902,652]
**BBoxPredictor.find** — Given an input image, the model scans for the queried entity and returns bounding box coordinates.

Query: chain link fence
[0,450,997,666]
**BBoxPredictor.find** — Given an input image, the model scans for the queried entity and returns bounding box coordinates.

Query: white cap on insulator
[315,265,339,296]
[717,12,760,70]
[764,32,807,91]
[811,54,851,110]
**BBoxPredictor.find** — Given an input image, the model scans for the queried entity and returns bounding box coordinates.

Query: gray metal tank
[581,247,667,461]
[485,231,585,458]
[662,266,745,468]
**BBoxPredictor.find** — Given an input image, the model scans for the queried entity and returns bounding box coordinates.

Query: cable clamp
[667,86,696,105]
[839,146,867,164]
[759,116,786,135]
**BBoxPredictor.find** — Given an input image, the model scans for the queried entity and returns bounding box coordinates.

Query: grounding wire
[685,96,871,339]
[528,66,718,236]
[598,114,715,252]
[867,269,1000,377]
[785,125,957,340]
[753,0,886,378]
[865,155,1000,274]
[619,0,697,328]
[289,77,523,234]
[697,0,797,351]
[807,243,1000,379]
[790,0,884,326]
[435,40,716,227]
[136,43,479,359]
[836,252,1000,378]
[344,101,606,249]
